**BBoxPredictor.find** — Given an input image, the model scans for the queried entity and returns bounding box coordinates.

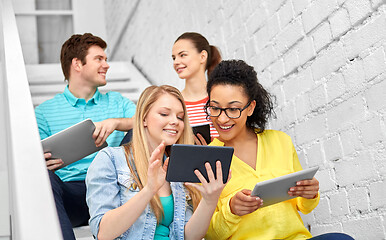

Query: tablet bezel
[166,144,234,183]
[251,166,319,208]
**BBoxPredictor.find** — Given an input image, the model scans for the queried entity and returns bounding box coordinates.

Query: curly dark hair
[207,60,275,133]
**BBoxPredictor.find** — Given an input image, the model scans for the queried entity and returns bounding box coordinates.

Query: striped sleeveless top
[185,97,219,139]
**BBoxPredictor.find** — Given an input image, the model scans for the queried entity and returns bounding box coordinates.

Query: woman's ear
[248,100,256,117]
[200,50,208,64]
[143,120,147,127]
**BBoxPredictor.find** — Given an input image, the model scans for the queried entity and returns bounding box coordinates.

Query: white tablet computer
[251,166,319,208]
[41,119,108,169]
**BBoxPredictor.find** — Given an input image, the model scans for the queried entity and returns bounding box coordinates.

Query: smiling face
[144,93,185,150]
[209,84,256,143]
[78,45,109,88]
[172,39,207,80]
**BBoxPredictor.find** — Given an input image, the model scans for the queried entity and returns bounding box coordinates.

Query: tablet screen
[166,144,234,183]
[192,124,211,144]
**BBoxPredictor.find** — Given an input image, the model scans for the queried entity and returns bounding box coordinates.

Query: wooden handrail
[0,0,62,239]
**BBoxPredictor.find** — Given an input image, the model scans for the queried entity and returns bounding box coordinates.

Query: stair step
[26,61,151,106]
[29,81,141,96]
[73,225,93,240]
[26,62,137,84]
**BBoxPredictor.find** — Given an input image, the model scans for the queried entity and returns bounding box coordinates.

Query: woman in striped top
[172,32,221,144]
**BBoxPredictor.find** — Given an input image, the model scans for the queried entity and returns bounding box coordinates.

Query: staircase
[26,61,151,240]
[1,0,151,239]
[25,61,151,240]
[26,61,152,107]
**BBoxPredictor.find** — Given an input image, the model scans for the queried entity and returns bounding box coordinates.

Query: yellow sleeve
[205,196,242,240]
[291,142,320,214]
[297,192,320,214]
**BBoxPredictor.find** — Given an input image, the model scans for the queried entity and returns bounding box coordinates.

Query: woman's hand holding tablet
[288,177,319,199]
[251,167,319,208]
[229,189,264,216]
[192,124,211,145]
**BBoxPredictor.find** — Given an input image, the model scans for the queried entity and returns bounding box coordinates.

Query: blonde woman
[86,85,228,240]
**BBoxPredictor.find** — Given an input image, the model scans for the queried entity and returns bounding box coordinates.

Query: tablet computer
[192,124,211,145]
[41,119,108,169]
[251,166,319,208]
[166,144,234,183]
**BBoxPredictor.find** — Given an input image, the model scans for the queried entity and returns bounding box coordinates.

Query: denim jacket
[86,147,193,240]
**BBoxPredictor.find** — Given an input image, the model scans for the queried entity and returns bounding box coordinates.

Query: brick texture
[343,216,385,239]
[105,0,386,238]
[329,191,350,218]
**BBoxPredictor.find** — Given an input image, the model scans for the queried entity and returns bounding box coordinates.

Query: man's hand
[229,189,263,216]
[44,152,63,171]
[93,119,119,147]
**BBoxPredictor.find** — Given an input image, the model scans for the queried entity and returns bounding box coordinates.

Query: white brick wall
[329,190,350,217]
[105,0,386,238]
[369,179,386,208]
[343,216,385,239]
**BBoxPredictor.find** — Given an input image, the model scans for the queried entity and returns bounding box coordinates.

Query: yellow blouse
[206,130,320,240]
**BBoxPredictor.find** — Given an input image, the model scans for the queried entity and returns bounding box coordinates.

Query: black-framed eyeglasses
[205,101,251,119]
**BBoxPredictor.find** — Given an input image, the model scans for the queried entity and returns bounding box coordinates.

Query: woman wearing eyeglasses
[204,60,353,240]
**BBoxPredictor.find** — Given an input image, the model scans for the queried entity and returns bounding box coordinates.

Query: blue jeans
[120,129,133,145]
[309,233,354,240]
[48,170,89,240]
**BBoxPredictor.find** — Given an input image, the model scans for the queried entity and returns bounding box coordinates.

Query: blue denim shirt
[86,147,193,240]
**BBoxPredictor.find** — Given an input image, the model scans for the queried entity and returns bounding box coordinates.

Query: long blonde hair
[123,85,201,222]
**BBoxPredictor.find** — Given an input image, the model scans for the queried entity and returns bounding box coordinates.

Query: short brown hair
[60,33,107,80]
